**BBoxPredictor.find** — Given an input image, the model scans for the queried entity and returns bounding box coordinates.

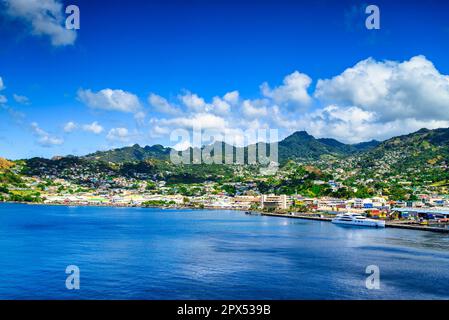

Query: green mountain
[352,127,449,182]
[6,127,448,203]
[361,127,449,163]
[277,131,379,162]
[8,126,448,198]
[84,144,171,162]
[317,138,380,154]
[78,131,380,164]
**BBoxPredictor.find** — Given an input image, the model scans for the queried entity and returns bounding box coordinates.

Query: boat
[331,213,386,228]
[245,211,261,216]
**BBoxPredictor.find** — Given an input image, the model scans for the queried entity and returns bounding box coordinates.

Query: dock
[385,222,449,233]
[261,212,449,233]
[261,212,332,221]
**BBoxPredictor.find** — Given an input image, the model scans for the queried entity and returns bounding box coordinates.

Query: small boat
[332,213,385,228]
[245,211,261,216]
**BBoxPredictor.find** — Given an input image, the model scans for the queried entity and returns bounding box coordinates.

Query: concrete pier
[261,212,449,233]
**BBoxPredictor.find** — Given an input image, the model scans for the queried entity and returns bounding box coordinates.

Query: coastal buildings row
[41,190,449,217]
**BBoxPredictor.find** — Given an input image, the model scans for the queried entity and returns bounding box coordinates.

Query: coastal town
[4,167,449,232]
[2,125,449,232]
[42,184,449,221]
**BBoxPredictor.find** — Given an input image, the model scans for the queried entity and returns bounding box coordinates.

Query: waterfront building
[232,196,261,209]
[318,198,347,211]
[260,194,291,210]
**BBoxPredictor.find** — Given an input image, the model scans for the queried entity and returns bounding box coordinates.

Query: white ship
[331,213,386,228]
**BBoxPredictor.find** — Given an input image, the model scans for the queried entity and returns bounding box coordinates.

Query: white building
[260,195,290,210]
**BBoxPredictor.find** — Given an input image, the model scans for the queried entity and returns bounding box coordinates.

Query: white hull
[332,219,385,228]
[332,213,386,228]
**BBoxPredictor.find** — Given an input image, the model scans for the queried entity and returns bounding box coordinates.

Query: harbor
[261,212,449,233]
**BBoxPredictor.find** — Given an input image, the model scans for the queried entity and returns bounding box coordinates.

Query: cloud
[179,92,207,112]
[31,122,63,146]
[65,55,449,147]
[172,139,192,151]
[106,127,131,142]
[13,93,30,105]
[63,121,77,133]
[177,91,235,115]
[78,88,142,113]
[261,71,312,108]
[0,77,4,90]
[155,113,227,131]
[315,55,449,122]
[0,95,7,104]
[63,121,104,134]
[299,105,449,144]
[134,111,146,125]
[211,97,231,115]
[148,93,180,115]
[3,0,77,46]
[82,121,104,134]
[241,99,268,118]
[149,125,170,138]
[223,91,239,105]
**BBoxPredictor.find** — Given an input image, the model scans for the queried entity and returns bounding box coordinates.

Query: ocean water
[0,203,448,300]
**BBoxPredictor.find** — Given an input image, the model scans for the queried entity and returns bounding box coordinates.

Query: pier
[261,212,449,233]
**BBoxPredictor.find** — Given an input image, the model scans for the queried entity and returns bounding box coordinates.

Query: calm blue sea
[0,203,448,299]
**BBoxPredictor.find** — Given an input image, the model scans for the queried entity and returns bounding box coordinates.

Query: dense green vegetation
[142,200,176,207]
[77,131,381,165]
[1,127,448,202]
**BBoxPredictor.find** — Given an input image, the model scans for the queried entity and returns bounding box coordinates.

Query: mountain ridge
[12,127,449,167]
[80,130,381,164]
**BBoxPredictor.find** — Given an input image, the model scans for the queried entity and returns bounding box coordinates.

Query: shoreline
[261,212,449,233]
[2,201,449,233]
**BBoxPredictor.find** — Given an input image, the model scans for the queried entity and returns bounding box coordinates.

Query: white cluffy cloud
[148,93,180,115]
[146,56,449,145]
[154,113,227,131]
[3,0,77,46]
[31,122,63,146]
[82,121,104,134]
[241,99,268,118]
[107,127,131,142]
[78,89,142,113]
[315,55,449,122]
[63,121,77,133]
[63,121,104,134]
[261,71,312,108]
[63,55,449,148]
[175,91,234,115]
[299,105,449,144]
[179,92,207,113]
[303,55,449,142]
[0,77,4,91]
[223,91,239,105]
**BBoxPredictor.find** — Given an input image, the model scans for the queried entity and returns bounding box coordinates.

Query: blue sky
[1,0,449,159]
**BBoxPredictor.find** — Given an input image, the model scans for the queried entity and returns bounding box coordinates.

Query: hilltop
[1,127,448,203]
[79,131,380,164]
